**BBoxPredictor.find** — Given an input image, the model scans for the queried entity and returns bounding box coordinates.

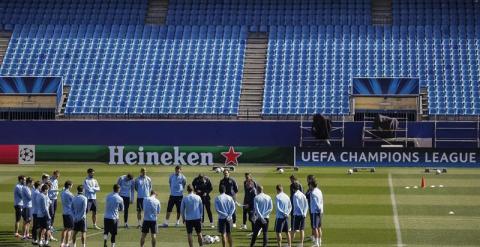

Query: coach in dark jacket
[192,174,214,227]
[219,170,239,226]
[243,179,257,230]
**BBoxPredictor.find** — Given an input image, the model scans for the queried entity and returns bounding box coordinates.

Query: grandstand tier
[0,0,480,117]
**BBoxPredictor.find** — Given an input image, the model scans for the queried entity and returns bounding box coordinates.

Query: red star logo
[221,146,242,166]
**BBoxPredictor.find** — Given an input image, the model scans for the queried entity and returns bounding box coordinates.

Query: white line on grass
[388,173,404,247]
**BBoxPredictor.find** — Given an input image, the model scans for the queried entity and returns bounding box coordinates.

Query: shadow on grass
[0,231,27,246]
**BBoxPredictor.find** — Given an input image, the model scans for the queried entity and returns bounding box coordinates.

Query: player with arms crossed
[215,185,236,247]
[181,184,204,247]
[103,184,124,247]
[141,191,161,247]
[135,168,152,228]
[83,168,101,229]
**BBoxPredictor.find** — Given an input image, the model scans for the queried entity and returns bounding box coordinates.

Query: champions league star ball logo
[18,145,35,164]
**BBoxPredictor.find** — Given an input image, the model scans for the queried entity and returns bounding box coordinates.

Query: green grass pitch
[0,163,479,246]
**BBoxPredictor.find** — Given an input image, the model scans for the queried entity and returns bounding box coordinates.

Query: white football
[214,236,220,242]
[347,169,353,175]
[278,168,284,173]
[219,167,225,172]
[436,169,442,175]
[215,168,221,173]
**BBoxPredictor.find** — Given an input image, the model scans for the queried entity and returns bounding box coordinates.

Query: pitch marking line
[388,173,404,247]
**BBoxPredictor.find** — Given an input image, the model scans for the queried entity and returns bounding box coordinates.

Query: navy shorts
[137,198,144,212]
[14,205,23,222]
[63,214,74,229]
[275,217,289,233]
[292,215,305,231]
[22,207,32,222]
[74,219,87,232]
[310,213,322,229]
[185,219,202,234]
[104,218,118,235]
[142,220,157,234]
[218,218,232,234]
[86,199,97,213]
[166,196,183,213]
[38,216,51,230]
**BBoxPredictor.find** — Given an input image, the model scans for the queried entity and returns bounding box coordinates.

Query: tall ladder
[420,86,429,121]
[238,32,268,120]
[145,0,169,25]
[371,0,393,25]
[0,31,12,65]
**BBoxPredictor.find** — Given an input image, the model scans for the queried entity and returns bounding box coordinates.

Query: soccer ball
[278,168,284,174]
[436,169,442,175]
[219,167,225,172]
[203,235,214,244]
[347,169,353,175]
[215,168,222,173]
[213,236,220,243]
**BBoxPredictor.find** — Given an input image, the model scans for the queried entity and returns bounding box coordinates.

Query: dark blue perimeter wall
[0,120,300,146]
[0,120,470,147]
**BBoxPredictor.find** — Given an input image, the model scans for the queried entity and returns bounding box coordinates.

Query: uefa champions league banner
[34,145,293,165]
[295,147,480,167]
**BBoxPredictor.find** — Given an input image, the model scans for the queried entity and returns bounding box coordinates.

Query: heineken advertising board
[35,145,293,165]
[295,147,480,167]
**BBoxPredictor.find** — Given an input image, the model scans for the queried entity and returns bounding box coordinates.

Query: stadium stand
[264,25,480,115]
[165,0,371,26]
[0,25,247,115]
[0,0,148,27]
[0,0,479,117]
[393,0,480,26]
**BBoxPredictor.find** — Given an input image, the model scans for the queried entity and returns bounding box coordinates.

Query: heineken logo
[109,146,214,166]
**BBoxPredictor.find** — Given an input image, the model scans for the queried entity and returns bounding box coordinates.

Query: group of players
[13,166,324,247]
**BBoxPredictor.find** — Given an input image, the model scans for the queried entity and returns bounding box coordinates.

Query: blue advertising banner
[0,77,61,94]
[295,147,480,167]
[352,78,419,96]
